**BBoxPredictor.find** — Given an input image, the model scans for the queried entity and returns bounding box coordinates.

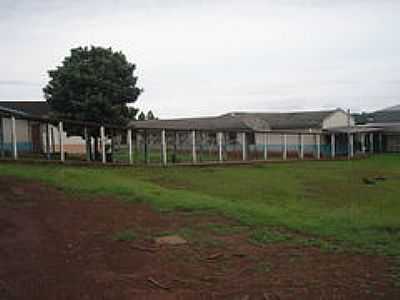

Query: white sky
[0,0,400,117]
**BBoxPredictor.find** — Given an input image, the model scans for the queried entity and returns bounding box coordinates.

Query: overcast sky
[1,0,399,117]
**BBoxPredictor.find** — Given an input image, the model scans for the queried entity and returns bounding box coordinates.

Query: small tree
[138,112,146,121]
[146,110,155,120]
[43,46,142,159]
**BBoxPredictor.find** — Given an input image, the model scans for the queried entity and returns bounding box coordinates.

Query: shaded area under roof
[324,126,382,133]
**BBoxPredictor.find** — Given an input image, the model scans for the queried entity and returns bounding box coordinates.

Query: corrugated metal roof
[130,115,270,131]
[0,101,49,117]
[227,110,337,130]
[367,111,400,124]
[130,110,339,131]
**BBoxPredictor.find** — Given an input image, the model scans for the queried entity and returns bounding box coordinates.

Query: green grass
[0,155,400,257]
[113,229,137,241]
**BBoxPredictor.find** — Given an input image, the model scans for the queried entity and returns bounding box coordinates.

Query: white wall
[323,110,355,129]
[1,117,30,143]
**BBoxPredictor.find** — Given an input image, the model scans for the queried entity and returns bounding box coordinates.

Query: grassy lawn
[0,154,399,257]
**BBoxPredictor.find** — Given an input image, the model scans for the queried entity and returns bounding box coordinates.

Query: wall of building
[253,133,330,155]
[323,110,355,129]
[384,134,400,152]
[0,117,87,154]
[41,124,87,154]
[0,117,32,152]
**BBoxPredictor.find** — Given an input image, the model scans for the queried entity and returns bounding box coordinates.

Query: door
[31,124,41,153]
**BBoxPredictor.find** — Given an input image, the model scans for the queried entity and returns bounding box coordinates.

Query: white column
[300,134,304,160]
[349,133,354,158]
[361,133,366,153]
[58,121,64,162]
[91,137,95,159]
[370,133,374,153]
[263,133,268,160]
[316,134,321,160]
[282,134,287,160]
[11,116,17,160]
[127,128,133,165]
[331,133,335,159]
[242,132,246,161]
[218,132,223,162]
[161,129,167,166]
[192,130,197,163]
[46,123,51,159]
[100,126,106,164]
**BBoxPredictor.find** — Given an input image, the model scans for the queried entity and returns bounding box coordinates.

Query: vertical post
[192,130,197,163]
[59,121,64,162]
[361,133,366,153]
[218,132,223,162]
[46,123,51,160]
[127,128,133,165]
[0,117,4,158]
[91,137,95,160]
[331,133,335,159]
[144,130,149,164]
[282,134,287,160]
[11,116,17,160]
[369,133,374,153]
[349,133,354,158]
[100,126,106,164]
[263,133,268,160]
[84,127,91,161]
[51,127,56,153]
[300,134,304,160]
[173,131,178,163]
[161,129,167,166]
[379,133,383,153]
[316,134,321,160]
[242,132,246,161]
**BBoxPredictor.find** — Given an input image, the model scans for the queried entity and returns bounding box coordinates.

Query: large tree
[43,46,142,126]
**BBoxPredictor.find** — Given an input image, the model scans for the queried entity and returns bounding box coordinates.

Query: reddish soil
[0,176,399,300]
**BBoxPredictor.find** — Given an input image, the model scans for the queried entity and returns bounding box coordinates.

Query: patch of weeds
[250,228,292,244]
[154,230,175,237]
[205,223,248,236]
[113,229,136,242]
[297,238,323,247]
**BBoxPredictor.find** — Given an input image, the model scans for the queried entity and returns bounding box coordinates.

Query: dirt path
[0,176,398,299]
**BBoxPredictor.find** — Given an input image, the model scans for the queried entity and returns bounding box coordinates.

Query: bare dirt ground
[0,176,399,300]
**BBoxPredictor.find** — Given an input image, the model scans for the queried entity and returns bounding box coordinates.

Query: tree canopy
[43,46,142,126]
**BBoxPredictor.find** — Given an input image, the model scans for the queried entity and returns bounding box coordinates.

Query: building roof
[130,115,270,131]
[363,111,400,124]
[376,104,400,112]
[130,109,340,131]
[226,110,338,130]
[0,101,49,117]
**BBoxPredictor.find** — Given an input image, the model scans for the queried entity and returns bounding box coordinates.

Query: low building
[0,101,86,156]
[131,109,357,158]
[358,105,400,152]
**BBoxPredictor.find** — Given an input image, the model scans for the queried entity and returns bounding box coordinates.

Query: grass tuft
[113,229,136,242]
